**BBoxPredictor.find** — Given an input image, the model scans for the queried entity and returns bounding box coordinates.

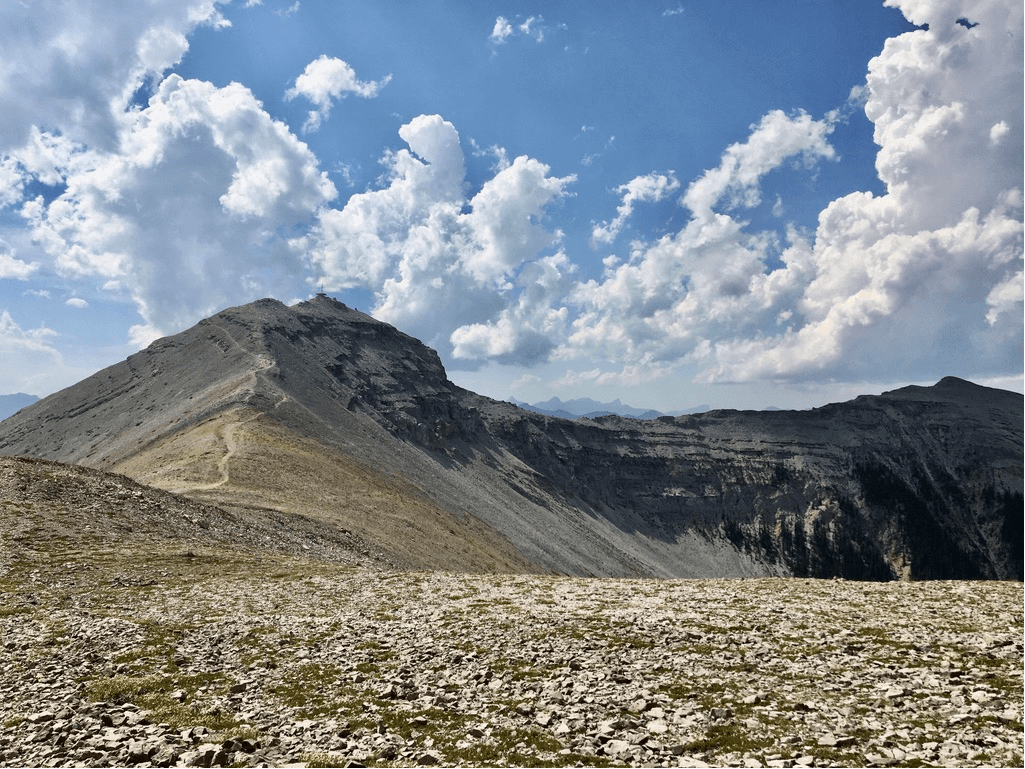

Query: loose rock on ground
[1,551,1021,768]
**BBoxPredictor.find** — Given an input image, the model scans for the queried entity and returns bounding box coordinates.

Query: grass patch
[83,672,239,731]
[608,634,656,650]
[446,725,585,767]
[488,657,546,683]
[856,626,916,652]
[681,722,774,755]
[302,753,358,768]
[268,663,371,723]
[807,744,868,764]
[658,682,704,702]
[377,707,472,741]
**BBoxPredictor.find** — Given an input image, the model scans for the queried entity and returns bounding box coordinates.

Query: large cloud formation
[0,0,229,153]
[303,0,1021,386]
[1,3,340,347]
[568,109,838,370]
[1,0,1021,396]
[24,75,337,344]
[297,114,576,361]
[695,0,1024,383]
[565,0,1022,384]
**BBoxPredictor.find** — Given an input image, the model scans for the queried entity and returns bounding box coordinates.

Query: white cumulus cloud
[297,115,575,361]
[25,75,337,339]
[490,17,514,45]
[700,0,1023,383]
[591,172,680,246]
[567,110,837,367]
[286,55,391,133]
[450,251,575,364]
[0,0,229,152]
[682,109,836,218]
[0,238,38,279]
[984,270,1024,325]
[561,0,1022,388]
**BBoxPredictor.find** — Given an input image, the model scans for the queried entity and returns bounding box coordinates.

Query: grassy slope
[112,409,539,574]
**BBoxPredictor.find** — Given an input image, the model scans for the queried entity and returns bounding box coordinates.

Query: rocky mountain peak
[875,375,1018,406]
[0,297,460,465]
[188,294,451,390]
[245,296,460,440]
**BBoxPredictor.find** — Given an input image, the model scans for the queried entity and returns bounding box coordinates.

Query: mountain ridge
[509,396,710,420]
[0,393,39,421]
[1,296,1020,580]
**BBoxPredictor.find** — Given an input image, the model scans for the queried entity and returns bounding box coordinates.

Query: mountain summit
[1,297,1021,579]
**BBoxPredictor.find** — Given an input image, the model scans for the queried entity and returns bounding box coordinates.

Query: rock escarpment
[0,296,1020,580]
[465,378,1023,581]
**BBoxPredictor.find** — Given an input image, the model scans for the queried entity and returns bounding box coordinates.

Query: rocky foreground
[1,549,1021,769]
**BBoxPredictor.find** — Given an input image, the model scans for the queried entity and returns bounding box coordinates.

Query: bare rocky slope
[0,296,1020,580]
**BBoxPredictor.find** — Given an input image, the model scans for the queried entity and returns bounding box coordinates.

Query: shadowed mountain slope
[1,296,1020,579]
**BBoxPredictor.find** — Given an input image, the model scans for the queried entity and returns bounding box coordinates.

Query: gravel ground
[0,551,1021,768]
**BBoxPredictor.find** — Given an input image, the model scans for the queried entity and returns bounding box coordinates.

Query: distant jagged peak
[512,395,708,420]
[0,393,39,422]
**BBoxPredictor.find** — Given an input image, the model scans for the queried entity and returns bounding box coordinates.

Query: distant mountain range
[0,296,1020,580]
[510,396,709,420]
[0,393,38,421]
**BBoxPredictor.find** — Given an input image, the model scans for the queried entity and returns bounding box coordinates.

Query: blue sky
[1,0,1022,411]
